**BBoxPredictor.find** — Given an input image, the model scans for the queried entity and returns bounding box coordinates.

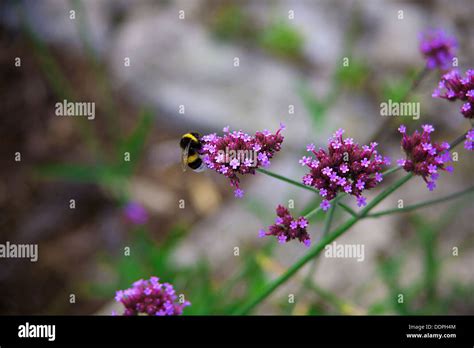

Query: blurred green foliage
[335,58,369,89]
[382,77,412,103]
[381,68,424,105]
[210,5,250,41]
[90,225,278,315]
[368,205,474,315]
[259,21,304,58]
[36,110,153,205]
[209,4,305,60]
[298,83,329,131]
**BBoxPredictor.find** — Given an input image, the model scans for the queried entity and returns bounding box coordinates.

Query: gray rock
[107,7,313,145]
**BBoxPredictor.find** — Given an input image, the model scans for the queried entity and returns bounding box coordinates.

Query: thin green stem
[294,196,340,314]
[338,202,357,217]
[366,186,474,218]
[256,168,318,194]
[304,206,321,220]
[323,197,339,236]
[257,162,400,198]
[235,173,413,315]
[406,66,429,98]
[381,166,401,177]
[370,66,429,143]
[303,194,344,220]
[301,258,319,291]
[450,129,471,149]
[299,196,322,218]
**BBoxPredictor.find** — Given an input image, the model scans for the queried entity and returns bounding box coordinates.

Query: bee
[180,132,206,172]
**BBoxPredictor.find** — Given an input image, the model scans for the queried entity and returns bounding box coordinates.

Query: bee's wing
[181,141,191,172]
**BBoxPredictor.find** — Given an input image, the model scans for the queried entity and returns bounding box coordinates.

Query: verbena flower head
[397,124,453,191]
[432,69,474,119]
[419,29,457,70]
[259,205,310,247]
[200,124,285,197]
[301,129,388,210]
[124,202,148,225]
[115,277,190,316]
[465,129,474,151]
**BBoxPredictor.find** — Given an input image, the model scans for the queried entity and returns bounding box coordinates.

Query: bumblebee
[180,132,206,172]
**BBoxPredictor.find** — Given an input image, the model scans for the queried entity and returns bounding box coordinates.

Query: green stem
[450,129,471,149]
[235,173,413,315]
[257,164,400,197]
[370,67,429,143]
[294,196,340,313]
[323,197,339,235]
[381,166,401,176]
[304,206,321,220]
[366,186,474,218]
[256,168,318,194]
[338,202,357,217]
[406,66,429,98]
[303,194,344,220]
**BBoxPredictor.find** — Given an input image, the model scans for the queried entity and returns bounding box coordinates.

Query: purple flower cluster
[419,29,457,70]
[123,202,148,225]
[433,69,474,119]
[200,125,285,197]
[115,277,190,316]
[465,129,474,151]
[300,129,388,210]
[259,205,310,247]
[397,124,453,191]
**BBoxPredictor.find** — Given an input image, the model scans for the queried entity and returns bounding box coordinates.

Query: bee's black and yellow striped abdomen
[180,132,205,172]
[186,149,203,170]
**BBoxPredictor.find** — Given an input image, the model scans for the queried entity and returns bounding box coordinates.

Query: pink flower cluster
[418,29,457,70]
[397,124,453,191]
[300,129,388,210]
[259,205,310,247]
[433,69,474,119]
[200,125,285,197]
[115,277,190,316]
